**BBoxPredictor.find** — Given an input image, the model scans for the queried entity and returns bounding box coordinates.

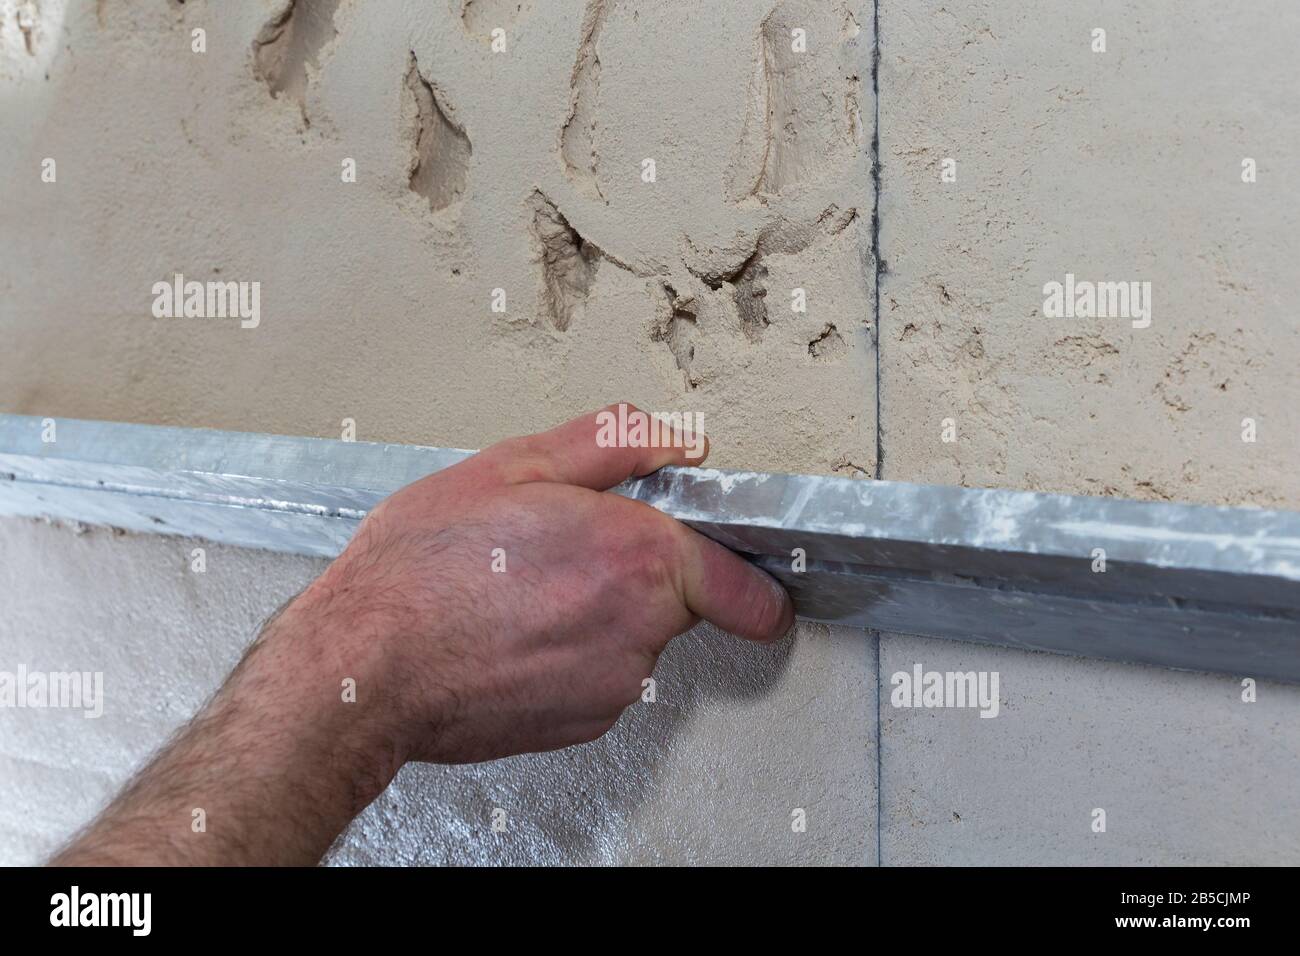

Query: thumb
[667,518,796,643]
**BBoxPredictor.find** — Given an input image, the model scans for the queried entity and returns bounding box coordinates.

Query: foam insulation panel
[0,515,874,866]
[879,634,1300,865]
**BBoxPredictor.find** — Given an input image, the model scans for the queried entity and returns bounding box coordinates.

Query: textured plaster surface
[0,0,877,865]
[0,0,876,475]
[876,0,1299,504]
[875,0,1300,864]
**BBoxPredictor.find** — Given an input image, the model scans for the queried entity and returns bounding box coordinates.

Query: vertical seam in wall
[870,0,884,869]
[870,0,884,486]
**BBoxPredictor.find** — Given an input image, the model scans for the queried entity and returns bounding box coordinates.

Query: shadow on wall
[327,622,796,865]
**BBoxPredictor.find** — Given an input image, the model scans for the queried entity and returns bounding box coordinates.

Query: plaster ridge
[251,0,343,127]
[560,0,610,201]
[406,50,472,213]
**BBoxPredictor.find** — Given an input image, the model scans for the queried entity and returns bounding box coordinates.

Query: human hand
[291,403,795,767]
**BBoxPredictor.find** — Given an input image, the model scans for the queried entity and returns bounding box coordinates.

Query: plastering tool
[1,413,1298,682]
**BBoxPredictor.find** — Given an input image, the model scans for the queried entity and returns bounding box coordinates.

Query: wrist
[255,589,409,809]
[291,534,460,767]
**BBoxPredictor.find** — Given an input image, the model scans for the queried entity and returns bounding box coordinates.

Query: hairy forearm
[49,594,403,866]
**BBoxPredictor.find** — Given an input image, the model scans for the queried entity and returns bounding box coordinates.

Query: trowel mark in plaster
[530,192,599,332]
[462,0,530,38]
[701,249,770,342]
[653,282,701,389]
[688,203,859,343]
[726,0,864,201]
[724,30,766,201]
[251,0,342,126]
[808,322,846,361]
[405,52,472,212]
[841,4,866,151]
[15,0,38,55]
[560,0,610,200]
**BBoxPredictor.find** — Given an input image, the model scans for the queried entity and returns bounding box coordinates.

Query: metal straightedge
[2,414,1298,682]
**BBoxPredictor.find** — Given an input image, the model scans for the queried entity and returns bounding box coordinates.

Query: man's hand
[50,404,794,865]
[305,403,794,765]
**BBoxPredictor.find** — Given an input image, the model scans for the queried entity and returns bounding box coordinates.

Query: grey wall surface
[1,0,1298,865]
